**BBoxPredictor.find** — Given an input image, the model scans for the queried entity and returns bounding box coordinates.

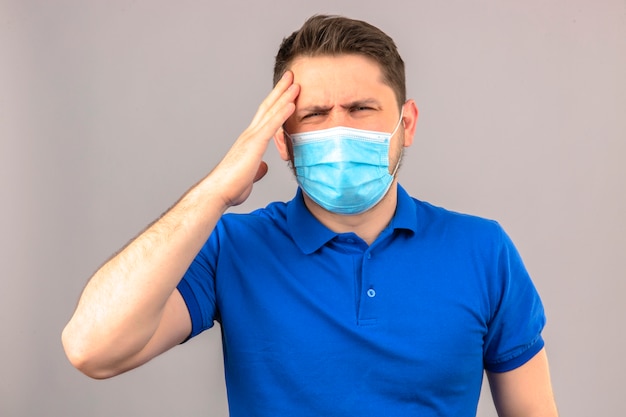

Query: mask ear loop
[389,107,405,177]
[390,148,403,177]
[279,127,297,173]
[390,107,405,138]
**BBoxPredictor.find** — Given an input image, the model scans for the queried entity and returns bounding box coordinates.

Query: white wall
[1,0,624,415]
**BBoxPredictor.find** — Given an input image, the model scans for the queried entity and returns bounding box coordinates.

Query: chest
[214,235,493,394]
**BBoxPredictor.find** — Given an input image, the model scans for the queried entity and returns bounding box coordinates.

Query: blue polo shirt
[177,184,545,417]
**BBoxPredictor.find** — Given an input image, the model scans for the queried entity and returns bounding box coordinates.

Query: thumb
[253,161,269,183]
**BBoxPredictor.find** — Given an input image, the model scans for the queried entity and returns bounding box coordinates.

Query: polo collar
[390,184,419,235]
[286,184,418,255]
[286,188,337,254]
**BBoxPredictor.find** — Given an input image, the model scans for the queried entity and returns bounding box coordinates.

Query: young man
[63,15,558,416]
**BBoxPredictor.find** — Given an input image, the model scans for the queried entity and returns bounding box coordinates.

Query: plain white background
[1,1,624,416]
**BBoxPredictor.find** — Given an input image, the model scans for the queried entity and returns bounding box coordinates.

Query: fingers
[253,161,269,183]
[249,71,299,132]
[250,71,293,126]
[208,73,299,208]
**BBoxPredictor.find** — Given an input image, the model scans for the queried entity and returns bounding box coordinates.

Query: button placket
[357,248,379,325]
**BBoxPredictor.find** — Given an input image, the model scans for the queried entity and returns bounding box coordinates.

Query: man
[63,15,558,416]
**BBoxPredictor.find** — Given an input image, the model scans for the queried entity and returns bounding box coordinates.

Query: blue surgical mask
[286,112,404,215]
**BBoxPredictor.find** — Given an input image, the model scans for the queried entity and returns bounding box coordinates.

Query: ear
[400,99,419,147]
[273,128,292,161]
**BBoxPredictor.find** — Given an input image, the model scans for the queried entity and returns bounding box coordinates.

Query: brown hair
[273,15,406,107]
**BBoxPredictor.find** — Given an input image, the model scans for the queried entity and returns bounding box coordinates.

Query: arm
[62,72,299,379]
[487,347,559,417]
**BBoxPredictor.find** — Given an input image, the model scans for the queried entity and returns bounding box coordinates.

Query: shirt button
[367,288,376,298]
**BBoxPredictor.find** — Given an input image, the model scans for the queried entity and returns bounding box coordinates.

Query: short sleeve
[483,228,546,372]
[176,224,221,339]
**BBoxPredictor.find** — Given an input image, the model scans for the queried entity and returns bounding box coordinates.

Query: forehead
[288,54,396,105]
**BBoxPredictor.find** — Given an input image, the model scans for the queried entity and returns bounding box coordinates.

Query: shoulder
[216,200,290,237]
[396,184,502,236]
[411,197,505,241]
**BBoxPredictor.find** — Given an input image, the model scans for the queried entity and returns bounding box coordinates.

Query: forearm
[62,176,227,377]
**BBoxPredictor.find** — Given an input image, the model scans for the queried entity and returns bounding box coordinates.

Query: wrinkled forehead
[288,55,395,105]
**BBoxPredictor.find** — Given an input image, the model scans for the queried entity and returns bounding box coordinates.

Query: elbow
[61,325,121,380]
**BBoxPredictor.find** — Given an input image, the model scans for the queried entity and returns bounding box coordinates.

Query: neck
[303,181,399,245]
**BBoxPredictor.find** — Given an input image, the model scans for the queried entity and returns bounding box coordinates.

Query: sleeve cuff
[484,336,545,373]
[176,279,205,342]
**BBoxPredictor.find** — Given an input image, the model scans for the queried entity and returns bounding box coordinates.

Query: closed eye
[302,112,325,119]
[351,106,375,112]
[299,106,331,120]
